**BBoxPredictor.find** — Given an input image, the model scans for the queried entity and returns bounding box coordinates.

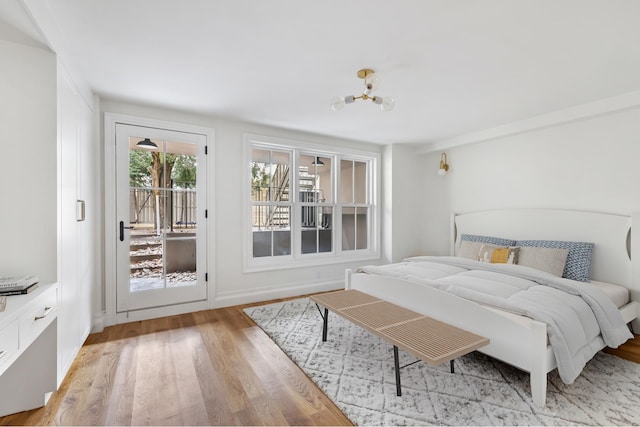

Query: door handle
[119,221,132,241]
[76,200,86,222]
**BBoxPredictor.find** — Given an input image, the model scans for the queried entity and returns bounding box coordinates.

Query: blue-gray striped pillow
[460,234,516,247]
[515,240,594,282]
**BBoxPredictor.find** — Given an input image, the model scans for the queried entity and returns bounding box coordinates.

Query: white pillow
[457,240,484,259]
[517,246,569,277]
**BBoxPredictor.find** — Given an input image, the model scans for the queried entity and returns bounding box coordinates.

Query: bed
[345,209,640,407]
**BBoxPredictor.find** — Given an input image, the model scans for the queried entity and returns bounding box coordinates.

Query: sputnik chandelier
[330,68,395,111]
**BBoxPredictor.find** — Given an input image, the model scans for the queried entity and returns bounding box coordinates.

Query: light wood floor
[0,299,352,426]
[1,300,639,426]
[604,332,640,363]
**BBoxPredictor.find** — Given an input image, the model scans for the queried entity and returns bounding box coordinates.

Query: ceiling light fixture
[330,68,395,112]
[136,137,158,149]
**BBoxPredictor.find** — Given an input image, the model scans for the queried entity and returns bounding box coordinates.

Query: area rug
[244,297,640,426]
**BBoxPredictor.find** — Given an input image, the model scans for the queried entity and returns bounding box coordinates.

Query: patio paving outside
[129,228,197,292]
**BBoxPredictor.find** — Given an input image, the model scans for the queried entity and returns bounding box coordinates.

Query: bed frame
[345,209,640,407]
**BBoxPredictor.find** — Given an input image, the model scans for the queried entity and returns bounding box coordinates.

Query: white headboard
[450,209,635,298]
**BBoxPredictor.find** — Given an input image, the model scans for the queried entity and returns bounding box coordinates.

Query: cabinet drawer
[19,287,57,348]
[0,320,19,373]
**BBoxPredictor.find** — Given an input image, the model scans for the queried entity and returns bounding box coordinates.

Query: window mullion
[292,152,300,258]
[334,156,341,256]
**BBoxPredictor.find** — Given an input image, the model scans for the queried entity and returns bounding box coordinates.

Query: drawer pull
[0,350,5,360]
[34,306,53,321]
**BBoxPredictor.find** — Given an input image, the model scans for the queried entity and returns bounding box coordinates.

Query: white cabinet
[57,67,95,385]
[0,40,96,415]
[0,40,59,417]
[0,284,58,416]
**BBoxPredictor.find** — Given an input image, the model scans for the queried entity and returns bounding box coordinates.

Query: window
[251,148,292,258]
[340,159,369,251]
[244,134,379,271]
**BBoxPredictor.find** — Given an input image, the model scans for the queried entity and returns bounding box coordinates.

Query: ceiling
[12,0,640,145]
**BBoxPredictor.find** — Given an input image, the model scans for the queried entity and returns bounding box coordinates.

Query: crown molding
[419,90,640,154]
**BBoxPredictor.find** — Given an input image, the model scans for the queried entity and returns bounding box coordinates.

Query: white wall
[0,40,57,283]
[99,99,387,312]
[383,144,424,262]
[420,106,640,255]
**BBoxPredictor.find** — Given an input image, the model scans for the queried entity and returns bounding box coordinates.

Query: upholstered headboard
[450,209,636,299]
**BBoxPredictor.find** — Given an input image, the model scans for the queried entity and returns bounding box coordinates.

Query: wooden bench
[310,289,489,396]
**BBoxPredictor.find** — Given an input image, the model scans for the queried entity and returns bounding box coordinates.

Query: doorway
[114,123,208,313]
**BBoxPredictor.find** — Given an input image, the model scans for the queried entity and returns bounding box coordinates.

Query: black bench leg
[394,345,402,396]
[322,308,328,342]
[450,359,454,373]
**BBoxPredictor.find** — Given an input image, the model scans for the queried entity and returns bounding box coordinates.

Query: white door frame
[104,112,215,326]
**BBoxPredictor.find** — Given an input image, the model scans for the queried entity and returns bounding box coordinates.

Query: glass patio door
[115,123,207,312]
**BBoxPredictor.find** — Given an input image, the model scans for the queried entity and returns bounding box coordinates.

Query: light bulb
[438,167,447,176]
[381,96,395,111]
[345,95,355,104]
[364,72,381,92]
[330,96,346,111]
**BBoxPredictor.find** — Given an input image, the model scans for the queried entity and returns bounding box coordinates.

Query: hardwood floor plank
[68,334,127,425]
[54,318,132,425]
[130,321,172,425]
[310,407,356,426]
[193,310,253,415]
[167,316,210,426]
[249,394,290,426]
[240,323,346,425]
[208,309,267,401]
[187,312,239,425]
[106,343,138,424]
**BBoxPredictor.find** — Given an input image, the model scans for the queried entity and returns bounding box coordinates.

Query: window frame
[243,133,380,272]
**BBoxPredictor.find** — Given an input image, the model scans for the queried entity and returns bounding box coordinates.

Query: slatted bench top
[311,289,489,366]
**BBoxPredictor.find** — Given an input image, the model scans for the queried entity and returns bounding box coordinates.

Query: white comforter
[355,256,632,384]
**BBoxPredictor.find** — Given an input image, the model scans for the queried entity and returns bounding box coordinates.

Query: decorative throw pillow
[517,246,569,277]
[515,240,594,282]
[477,244,520,264]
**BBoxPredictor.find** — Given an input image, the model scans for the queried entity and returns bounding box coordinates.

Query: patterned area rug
[244,297,640,426]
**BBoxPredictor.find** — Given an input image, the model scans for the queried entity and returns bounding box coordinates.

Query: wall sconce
[438,153,449,176]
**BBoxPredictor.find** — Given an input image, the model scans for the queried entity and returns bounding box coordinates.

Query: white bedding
[355,256,633,384]
[591,280,629,308]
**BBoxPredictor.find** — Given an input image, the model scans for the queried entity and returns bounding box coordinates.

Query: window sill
[243,251,380,273]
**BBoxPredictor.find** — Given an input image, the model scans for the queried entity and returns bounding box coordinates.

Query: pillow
[477,244,520,264]
[457,234,517,259]
[515,240,594,282]
[517,246,569,277]
[460,234,516,247]
[457,240,485,260]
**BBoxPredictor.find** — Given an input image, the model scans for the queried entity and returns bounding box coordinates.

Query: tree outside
[129,146,197,234]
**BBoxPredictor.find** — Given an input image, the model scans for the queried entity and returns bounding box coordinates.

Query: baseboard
[213,279,343,308]
[57,325,91,388]
[91,311,106,333]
